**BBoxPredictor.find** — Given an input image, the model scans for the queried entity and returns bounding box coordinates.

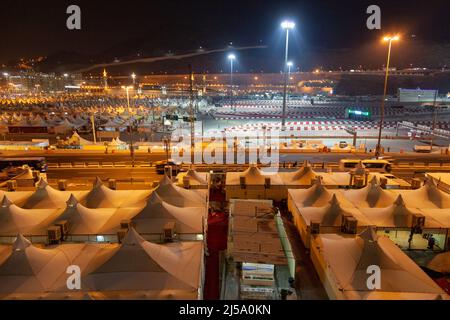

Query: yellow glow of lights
[383,35,400,42]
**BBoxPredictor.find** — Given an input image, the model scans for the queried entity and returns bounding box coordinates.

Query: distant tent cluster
[0,174,208,299]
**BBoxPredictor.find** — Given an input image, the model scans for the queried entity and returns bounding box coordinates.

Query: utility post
[188,64,195,165]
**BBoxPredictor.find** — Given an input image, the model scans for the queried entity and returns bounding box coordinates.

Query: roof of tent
[21,179,73,209]
[132,192,204,234]
[54,195,122,234]
[68,132,96,146]
[154,176,207,207]
[427,252,450,274]
[392,180,450,209]
[280,162,318,186]
[343,177,396,208]
[0,196,60,236]
[315,228,446,298]
[297,194,370,227]
[81,177,149,208]
[0,235,79,294]
[84,228,202,293]
[183,168,208,185]
[288,179,353,208]
[359,195,443,228]
[226,164,283,185]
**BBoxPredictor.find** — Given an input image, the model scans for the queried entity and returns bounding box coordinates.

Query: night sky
[0,0,449,71]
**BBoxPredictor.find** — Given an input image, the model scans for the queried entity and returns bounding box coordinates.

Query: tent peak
[93,177,103,188]
[12,234,32,251]
[66,194,78,207]
[359,226,378,243]
[394,194,406,207]
[369,176,379,188]
[36,178,49,189]
[121,227,146,246]
[1,195,13,208]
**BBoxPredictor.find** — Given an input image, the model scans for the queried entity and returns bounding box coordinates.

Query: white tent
[226,164,283,186]
[0,235,78,295]
[153,175,207,208]
[343,177,395,208]
[0,196,59,236]
[54,195,126,235]
[288,178,353,208]
[280,161,318,186]
[83,228,203,299]
[359,195,442,228]
[132,192,205,235]
[82,177,149,208]
[21,179,72,209]
[311,227,447,300]
[393,179,450,209]
[427,252,450,274]
[297,194,370,227]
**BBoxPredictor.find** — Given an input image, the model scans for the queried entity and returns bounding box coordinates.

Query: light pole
[227,54,236,111]
[286,61,293,108]
[375,35,399,159]
[131,72,136,86]
[281,20,295,130]
[122,86,135,166]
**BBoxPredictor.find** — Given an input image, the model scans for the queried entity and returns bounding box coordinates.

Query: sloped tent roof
[0,196,60,236]
[297,194,370,227]
[0,235,80,295]
[83,228,202,297]
[183,168,208,185]
[132,192,204,234]
[427,252,450,274]
[359,195,443,228]
[315,227,446,299]
[226,164,283,185]
[81,177,150,208]
[67,132,96,146]
[54,195,123,234]
[288,178,353,208]
[394,179,450,209]
[21,179,72,209]
[343,177,395,208]
[153,175,207,207]
[279,161,318,186]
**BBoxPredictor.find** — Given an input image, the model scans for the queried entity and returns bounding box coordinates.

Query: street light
[375,35,399,159]
[281,20,295,130]
[131,72,136,85]
[227,53,236,111]
[287,61,293,104]
[122,85,135,166]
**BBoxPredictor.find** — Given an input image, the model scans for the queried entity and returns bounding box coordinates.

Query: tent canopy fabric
[393,180,450,209]
[133,192,204,234]
[315,228,446,298]
[153,176,207,208]
[343,177,395,208]
[226,164,283,185]
[298,194,370,227]
[289,179,353,208]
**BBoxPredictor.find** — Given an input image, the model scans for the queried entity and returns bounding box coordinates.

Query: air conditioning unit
[183,176,190,189]
[7,180,17,192]
[341,215,358,234]
[410,178,422,190]
[412,214,425,233]
[47,226,62,244]
[108,179,117,190]
[117,228,129,244]
[163,221,176,242]
[264,177,271,189]
[120,219,133,230]
[354,177,365,188]
[57,179,67,191]
[54,220,71,239]
[240,176,246,189]
[310,221,321,234]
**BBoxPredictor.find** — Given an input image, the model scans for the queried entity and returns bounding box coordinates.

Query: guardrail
[46,160,450,171]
